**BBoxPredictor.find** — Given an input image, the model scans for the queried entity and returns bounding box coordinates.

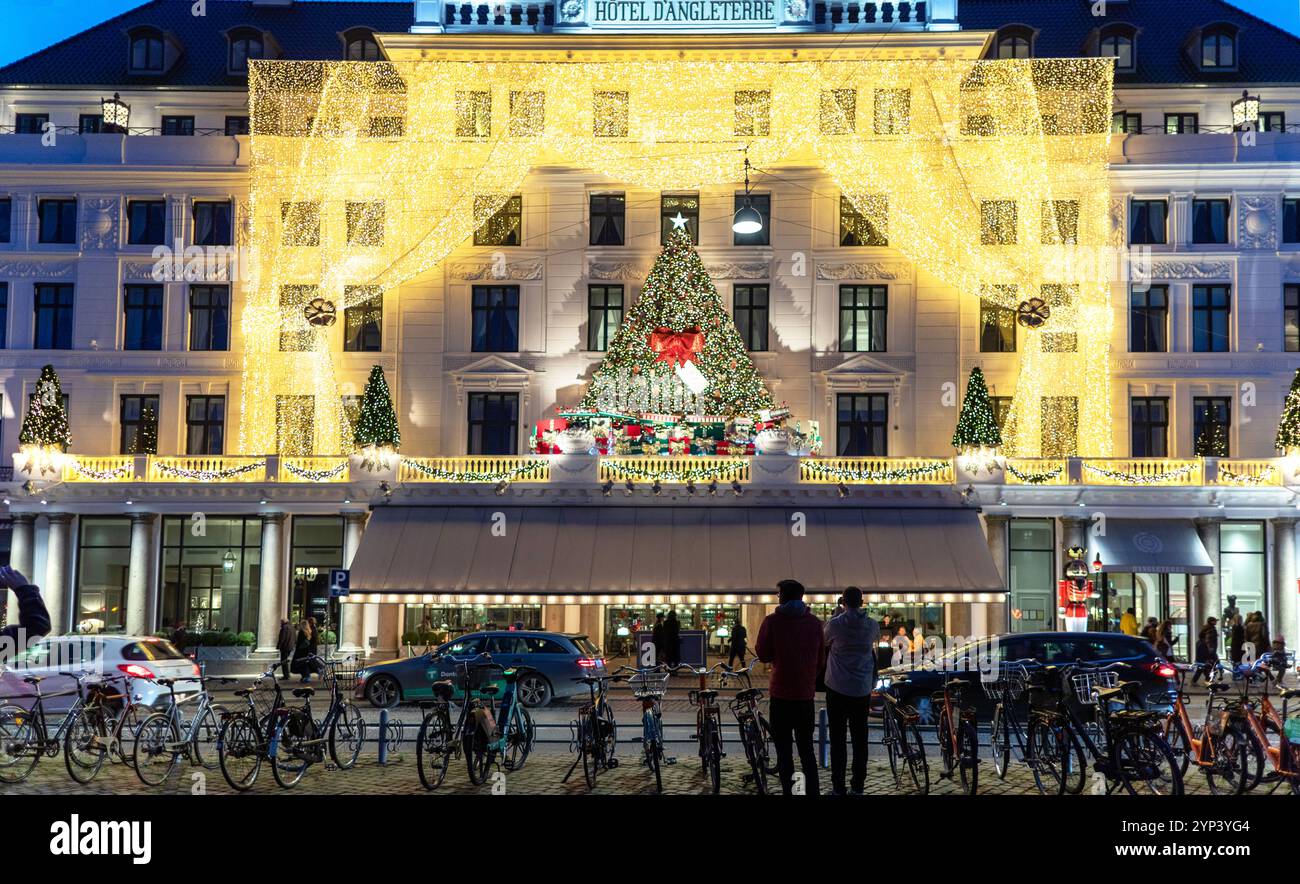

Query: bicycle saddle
[1278,686,1299,699]
[431,679,454,700]
[735,688,762,702]
[694,689,718,701]
[21,675,45,685]
[477,684,499,696]
[1208,682,1233,694]
[156,677,176,687]
[945,679,970,689]
[1094,681,1136,701]
[293,687,315,698]
[234,688,255,698]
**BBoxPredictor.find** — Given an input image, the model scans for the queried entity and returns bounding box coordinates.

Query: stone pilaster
[1271,518,1297,656]
[1193,518,1223,643]
[44,513,74,634]
[5,514,36,626]
[125,513,157,635]
[255,512,287,654]
[340,510,368,654]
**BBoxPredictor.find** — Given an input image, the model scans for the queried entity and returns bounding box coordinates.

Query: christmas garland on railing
[1081,462,1199,485]
[800,459,950,483]
[283,461,348,482]
[67,459,135,481]
[153,460,267,482]
[404,459,549,483]
[1004,462,1065,485]
[599,459,748,483]
[1216,464,1276,486]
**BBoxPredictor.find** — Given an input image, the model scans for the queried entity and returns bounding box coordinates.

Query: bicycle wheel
[217,714,262,791]
[133,713,181,786]
[1113,729,1182,796]
[503,704,534,773]
[1204,723,1250,796]
[416,707,452,791]
[957,718,979,796]
[883,713,902,785]
[645,712,664,794]
[270,710,317,789]
[577,717,598,790]
[990,704,1010,779]
[902,720,930,796]
[111,705,142,766]
[0,706,40,784]
[464,713,494,786]
[1027,716,1069,796]
[1161,715,1192,778]
[703,716,722,795]
[937,711,956,778]
[758,713,779,775]
[190,706,223,771]
[63,709,108,784]
[742,717,768,795]
[328,702,366,770]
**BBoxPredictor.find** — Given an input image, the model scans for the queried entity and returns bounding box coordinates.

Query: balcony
[0,132,247,167]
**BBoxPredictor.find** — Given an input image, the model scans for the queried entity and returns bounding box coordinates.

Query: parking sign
[328,568,350,597]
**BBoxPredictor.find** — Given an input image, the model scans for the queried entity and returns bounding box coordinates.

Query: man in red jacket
[756,579,824,796]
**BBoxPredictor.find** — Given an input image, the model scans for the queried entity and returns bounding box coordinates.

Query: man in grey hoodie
[823,586,879,795]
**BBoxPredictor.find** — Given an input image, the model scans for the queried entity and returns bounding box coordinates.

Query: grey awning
[345,505,1005,603]
[1091,519,1213,575]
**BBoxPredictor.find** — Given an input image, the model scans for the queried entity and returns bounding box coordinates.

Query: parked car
[877,631,1176,724]
[355,630,606,709]
[0,635,201,713]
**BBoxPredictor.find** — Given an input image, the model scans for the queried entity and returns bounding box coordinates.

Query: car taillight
[576,658,601,668]
[191,662,202,677]
[1146,661,1177,679]
[118,663,155,680]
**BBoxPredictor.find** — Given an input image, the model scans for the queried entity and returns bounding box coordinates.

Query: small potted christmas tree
[951,367,1003,477]
[352,365,400,473]
[132,405,158,455]
[18,364,71,477]
[1276,368,1300,460]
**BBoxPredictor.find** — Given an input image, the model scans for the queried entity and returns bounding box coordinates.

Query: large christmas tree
[1276,368,1300,455]
[579,229,774,419]
[353,365,400,451]
[951,366,1002,449]
[19,364,71,451]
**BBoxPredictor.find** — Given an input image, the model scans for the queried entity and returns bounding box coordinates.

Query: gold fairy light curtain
[243,56,1114,456]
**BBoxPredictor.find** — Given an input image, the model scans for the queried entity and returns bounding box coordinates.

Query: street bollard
[818,706,829,768]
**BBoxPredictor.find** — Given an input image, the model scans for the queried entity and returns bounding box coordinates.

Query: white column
[125,513,157,635]
[340,510,368,653]
[44,513,73,635]
[1193,518,1222,642]
[5,514,36,627]
[982,514,1010,636]
[255,512,287,654]
[1271,518,1297,657]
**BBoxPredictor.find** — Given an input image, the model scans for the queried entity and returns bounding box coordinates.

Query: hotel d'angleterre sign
[564,0,807,28]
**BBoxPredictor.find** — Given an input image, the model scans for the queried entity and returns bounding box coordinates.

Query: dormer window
[129,28,165,73]
[1201,25,1236,69]
[994,27,1033,59]
[344,28,381,61]
[229,28,265,74]
[1099,27,1136,72]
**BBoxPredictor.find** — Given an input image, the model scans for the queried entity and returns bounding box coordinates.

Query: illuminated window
[660,194,699,245]
[590,193,625,246]
[344,287,383,352]
[593,91,629,138]
[1164,113,1198,134]
[587,285,623,352]
[346,201,385,246]
[1099,29,1135,72]
[344,29,381,61]
[873,89,911,135]
[1111,111,1141,133]
[474,195,522,247]
[1193,397,1231,456]
[820,89,856,134]
[1285,284,1300,352]
[508,90,544,136]
[980,296,1016,353]
[839,195,886,246]
[278,284,317,351]
[455,91,492,138]
[120,395,159,454]
[995,29,1032,59]
[839,285,887,353]
[1201,26,1236,69]
[1041,200,1079,244]
[280,201,320,247]
[980,200,1018,245]
[734,90,771,137]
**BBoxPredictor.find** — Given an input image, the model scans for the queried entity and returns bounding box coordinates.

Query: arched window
[228,28,265,74]
[344,28,381,61]
[129,28,165,73]
[994,27,1033,60]
[1201,25,1236,69]
[1099,28,1135,72]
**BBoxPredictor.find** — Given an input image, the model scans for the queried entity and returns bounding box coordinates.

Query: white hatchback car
[0,635,201,712]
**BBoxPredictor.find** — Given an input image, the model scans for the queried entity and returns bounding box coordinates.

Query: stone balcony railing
[26,452,1300,491]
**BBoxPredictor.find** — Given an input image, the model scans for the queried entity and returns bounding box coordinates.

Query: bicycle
[0,672,130,784]
[934,671,979,795]
[612,664,672,793]
[1025,660,1183,796]
[564,670,619,790]
[416,654,517,790]
[983,661,1031,780]
[466,660,536,779]
[266,656,369,789]
[720,659,776,795]
[133,669,234,786]
[216,663,288,791]
[876,676,929,794]
[670,663,727,794]
[1231,657,1300,795]
[1160,662,1253,795]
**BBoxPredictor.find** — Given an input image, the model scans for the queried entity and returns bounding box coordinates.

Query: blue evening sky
[0,0,1297,67]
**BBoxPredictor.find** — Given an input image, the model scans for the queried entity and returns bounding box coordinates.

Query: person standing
[1228,614,1246,666]
[755,579,824,796]
[727,617,748,669]
[1192,617,1219,684]
[663,610,681,668]
[823,586,879,795]
[651,613,665,665]
[1120,608,1139,636]
[1244,611,1270,663]
[291,619,315,682]
[276,617,295,680]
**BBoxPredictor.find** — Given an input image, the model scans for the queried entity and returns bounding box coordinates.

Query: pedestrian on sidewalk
[726,617,748,669]
[663,610,681,668]
[276,617,295,680]
[756,579,823,796]
[1192,617,1219,684]
[823,586,879,795]
[1244,611,1270,662]
[1228,614,1245,666]
[291,619,317,682]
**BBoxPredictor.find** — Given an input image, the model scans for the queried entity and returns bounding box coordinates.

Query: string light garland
[405,459,548,483]
[153,460,268,482]
[599,458,749,483]
[66,460,135,482]
[282,461,349,482]
[1004,462,1065,485]
[1081,462,1199,485]
[243,55,1114,456]
[801,459,950,483]
[1216,464,1276,486]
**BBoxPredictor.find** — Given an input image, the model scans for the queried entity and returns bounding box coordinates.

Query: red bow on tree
[647,327,704,367]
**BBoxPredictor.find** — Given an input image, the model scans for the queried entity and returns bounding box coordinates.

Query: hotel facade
[0,0,1298,665]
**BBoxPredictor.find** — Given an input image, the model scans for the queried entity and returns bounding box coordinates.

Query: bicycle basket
[250,679,280,721]
[980,663,1029,701]
[628,672,669,698]
[1070,670,1119,705]
[460,662,502,691]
